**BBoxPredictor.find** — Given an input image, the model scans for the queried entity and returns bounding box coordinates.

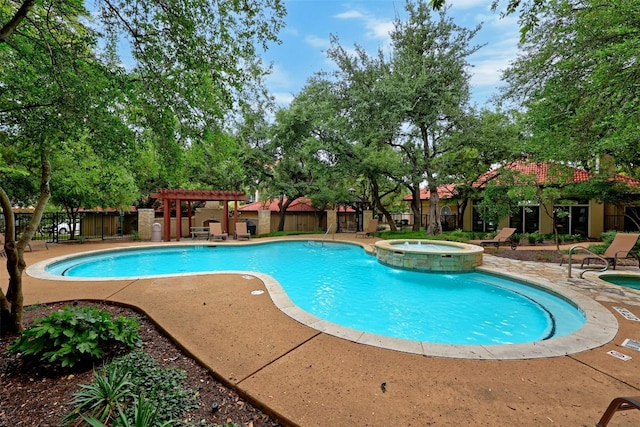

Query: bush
[9,305,141,368]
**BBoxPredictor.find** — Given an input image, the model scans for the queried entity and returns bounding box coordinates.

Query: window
[554,201,589,236]
[472,206,495,232]
[510,205,539,234]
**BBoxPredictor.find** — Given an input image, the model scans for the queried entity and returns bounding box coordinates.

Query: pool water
[45,241,585,345]
[602,275,640,290]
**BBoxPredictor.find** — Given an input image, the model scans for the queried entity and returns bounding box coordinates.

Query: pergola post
[163,198,171,242]
[223,202,229,234]
[175,198,182,241]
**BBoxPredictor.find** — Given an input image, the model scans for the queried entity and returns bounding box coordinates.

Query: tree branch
[0,0,35,43]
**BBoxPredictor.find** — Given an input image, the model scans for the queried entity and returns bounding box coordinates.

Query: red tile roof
[405,160,640,201]
[402,184,457,201]
[239,197,355,213]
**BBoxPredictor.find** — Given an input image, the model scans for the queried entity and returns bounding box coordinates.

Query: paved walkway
[11,236,640,426]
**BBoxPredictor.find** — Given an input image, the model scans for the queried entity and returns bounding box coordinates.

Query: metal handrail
[566,245,609,279]
[322,223,334,245]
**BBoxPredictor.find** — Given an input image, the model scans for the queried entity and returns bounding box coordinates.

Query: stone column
[326,210,337,233]
[362,210,374,232]
[137,209,155,240]
[257,210,271,235]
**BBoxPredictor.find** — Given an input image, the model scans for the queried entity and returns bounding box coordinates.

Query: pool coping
[26,240,618,360]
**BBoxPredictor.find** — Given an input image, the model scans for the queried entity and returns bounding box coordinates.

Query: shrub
[9,305,141,368]
[510,233,523,245]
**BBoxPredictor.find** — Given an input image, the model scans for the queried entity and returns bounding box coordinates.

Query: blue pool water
[46,241,585,345]
[602,275,640,290]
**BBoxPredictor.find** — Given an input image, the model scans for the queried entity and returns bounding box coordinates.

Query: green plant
[601,230,617,244]
[9,306,141,368]
[65,351,198,426]
[81,394,173,427]
[102,351,199,424]
[65,364,134,424]
[130,230,140,241]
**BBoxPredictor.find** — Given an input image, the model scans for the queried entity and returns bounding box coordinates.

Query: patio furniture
[208,223,228,241]
[471,228,517,250]
[235,222,251,240]
[190,226,210,240]
[356,219,379,238]
[596,395,640,426]
[561,233,639,270]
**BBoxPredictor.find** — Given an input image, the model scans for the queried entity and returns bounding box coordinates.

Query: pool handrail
[565,245,608,278]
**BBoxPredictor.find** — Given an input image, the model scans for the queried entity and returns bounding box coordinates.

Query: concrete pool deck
[11,236,640,426]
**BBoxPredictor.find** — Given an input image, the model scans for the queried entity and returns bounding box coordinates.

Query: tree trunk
[457,198,469,230]
[370,178,396,232]
[410,187,421,231]
[276,196,296,232]
[426,190,442,235]
[0,155,51,336]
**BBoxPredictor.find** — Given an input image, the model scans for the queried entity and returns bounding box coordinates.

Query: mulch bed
[0,301,282,427]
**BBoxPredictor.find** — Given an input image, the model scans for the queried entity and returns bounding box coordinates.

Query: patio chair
[355,219,379,238]
[234,222,251,240]
[561,233,639,270]
[596,395,640,426]
[471,228,517,250]
[208,223,228,241]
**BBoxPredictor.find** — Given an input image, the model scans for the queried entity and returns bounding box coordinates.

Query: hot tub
[375,239,484,272]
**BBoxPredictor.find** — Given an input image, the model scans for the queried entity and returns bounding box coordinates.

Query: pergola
[150,189,248,242]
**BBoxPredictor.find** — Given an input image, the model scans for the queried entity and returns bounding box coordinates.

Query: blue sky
[261,0,521,107]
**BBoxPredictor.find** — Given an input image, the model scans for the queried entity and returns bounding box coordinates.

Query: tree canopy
[0,0,286,334]
[501,0,640,177]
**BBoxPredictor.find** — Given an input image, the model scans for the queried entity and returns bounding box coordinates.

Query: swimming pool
[40,241,585,346]
[601,274,640,290]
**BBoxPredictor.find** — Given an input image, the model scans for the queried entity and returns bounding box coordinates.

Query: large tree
[0,0,285,334]
[501,0,640,176]
[325,41,406,231]
[385,1,481,234]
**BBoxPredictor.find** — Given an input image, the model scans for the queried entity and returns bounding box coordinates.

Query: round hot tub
[375,239,484,272]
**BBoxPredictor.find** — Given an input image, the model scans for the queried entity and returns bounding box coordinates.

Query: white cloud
[305,35,330,49]
[333,7,395,42]
[335,10,364,19]
[272,92,295,106]
[264,64,292,88]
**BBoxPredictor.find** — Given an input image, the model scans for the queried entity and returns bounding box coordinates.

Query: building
[405,160,640,238]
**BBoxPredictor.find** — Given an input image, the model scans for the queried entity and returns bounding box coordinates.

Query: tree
[501,0,640,176]
[0,0,285,334]
[429,0,549,40]
[437,109,522,228]
[324,40,406,231]
[49,137,139,238]
[384,2,481,234]
[0,1,130,334]
[261,81,340,231]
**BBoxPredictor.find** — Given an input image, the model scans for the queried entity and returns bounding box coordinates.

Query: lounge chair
[234,222,251,240]
[596,395,640,426]
[356,219,379,238]
[470,228,517,250]
[208,223,228,241]
[561,233,639,270]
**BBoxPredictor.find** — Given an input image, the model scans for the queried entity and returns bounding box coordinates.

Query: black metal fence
[2,212,135,244]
